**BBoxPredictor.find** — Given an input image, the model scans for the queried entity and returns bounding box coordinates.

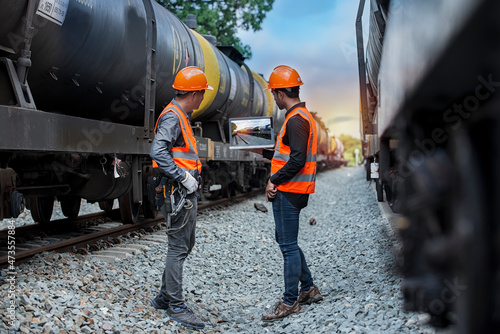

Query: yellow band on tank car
[191,30,220,119]
[252,71,274,116]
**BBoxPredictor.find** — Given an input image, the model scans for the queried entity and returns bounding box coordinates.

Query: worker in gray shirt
[149,66,213,330]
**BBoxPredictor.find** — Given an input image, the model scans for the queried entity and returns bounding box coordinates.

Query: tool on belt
[147,173,192,234]
[154,177,187,216]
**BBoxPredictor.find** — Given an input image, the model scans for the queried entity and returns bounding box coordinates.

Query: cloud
[237,0,365,139]
[327,116,358,125]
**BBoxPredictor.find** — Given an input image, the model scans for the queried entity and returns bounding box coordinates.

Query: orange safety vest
[152,103,202,177]
[271,107,317,194]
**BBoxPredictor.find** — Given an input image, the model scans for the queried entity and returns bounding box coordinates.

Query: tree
[339,134,361,167]
[155,0,274,59]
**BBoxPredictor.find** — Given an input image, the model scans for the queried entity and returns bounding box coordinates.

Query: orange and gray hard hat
[173,66,214,91]
[266,65,303,90]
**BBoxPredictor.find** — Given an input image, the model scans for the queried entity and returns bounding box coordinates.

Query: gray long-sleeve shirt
[149,100,189,183]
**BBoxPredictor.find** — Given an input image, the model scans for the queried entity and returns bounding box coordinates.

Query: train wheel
[365,160,371,181]
[118,190,139,224]
[221,186,230,199]
[28,196,55,224]
[142,200,157,219]
[450,127,490,332]
[375,177,384,202]
[221,183,236,199]
[141,165,158,219]
[198,178,206,202]
[99,199,115,214]
[60,196,81,219]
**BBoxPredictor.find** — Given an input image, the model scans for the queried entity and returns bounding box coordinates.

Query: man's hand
[265,179,277,202]
[181,171,198,194]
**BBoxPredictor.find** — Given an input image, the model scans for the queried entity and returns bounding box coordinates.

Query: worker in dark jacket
[260,65,323,321]
[149,66,213,330]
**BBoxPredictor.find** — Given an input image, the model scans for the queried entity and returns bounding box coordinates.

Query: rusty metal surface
[0,106,151,154]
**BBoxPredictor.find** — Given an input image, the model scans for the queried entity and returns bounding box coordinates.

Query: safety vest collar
[284,102,306,118]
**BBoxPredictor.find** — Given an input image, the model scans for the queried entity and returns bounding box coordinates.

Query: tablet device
[229,116,275,149]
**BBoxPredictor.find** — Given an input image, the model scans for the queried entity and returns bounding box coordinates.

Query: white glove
[181,171,198,194]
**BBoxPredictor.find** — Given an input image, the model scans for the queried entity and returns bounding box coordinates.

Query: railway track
[0,189,263,268]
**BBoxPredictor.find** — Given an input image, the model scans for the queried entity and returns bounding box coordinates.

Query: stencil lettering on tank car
[36,0,69,26]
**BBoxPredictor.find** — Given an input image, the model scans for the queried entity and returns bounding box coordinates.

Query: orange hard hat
[172,66,214,91]
[266,65,303,90]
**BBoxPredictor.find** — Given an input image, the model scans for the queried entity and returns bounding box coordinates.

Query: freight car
[328,136,345,168]
[0,0,284,224]
[357,0,500,332]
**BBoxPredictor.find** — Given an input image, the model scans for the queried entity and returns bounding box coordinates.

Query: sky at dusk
[238,0,368,139]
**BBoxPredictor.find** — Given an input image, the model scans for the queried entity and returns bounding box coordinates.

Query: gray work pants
[159,193,198,308]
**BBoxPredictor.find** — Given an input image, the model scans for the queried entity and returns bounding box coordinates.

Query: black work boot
[166,305,205,329]
[151,294,169,310]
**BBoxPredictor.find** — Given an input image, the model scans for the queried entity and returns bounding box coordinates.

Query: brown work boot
[297,284,323,305]
[261,299,301,322]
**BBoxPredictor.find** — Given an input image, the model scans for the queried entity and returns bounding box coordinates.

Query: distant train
[232,124,272,140]
[313,113,346,170]
[357,0,500,332]
[0,0,344,225]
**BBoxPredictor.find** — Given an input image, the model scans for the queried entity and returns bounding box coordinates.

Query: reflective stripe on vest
[152,103,202,176]
[271,107,317,194]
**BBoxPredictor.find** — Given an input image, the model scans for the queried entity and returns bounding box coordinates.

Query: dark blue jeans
[272,191,314,305]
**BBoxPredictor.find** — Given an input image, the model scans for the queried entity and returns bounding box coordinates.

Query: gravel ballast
[1,167,437,333]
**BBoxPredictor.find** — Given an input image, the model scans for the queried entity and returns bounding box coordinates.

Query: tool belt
[146,171,186,215]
